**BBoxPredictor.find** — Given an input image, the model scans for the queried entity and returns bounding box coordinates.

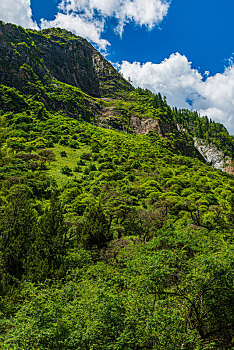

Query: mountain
[0,22,233,350]
[1,20,233,167]
[0,21,132,98]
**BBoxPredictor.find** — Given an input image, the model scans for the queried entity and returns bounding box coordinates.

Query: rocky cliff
[193,139,230,170]
[0,21,132,98]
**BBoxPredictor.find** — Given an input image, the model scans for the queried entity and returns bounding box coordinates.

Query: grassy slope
[0,112,233,349]
[47,144,91,186]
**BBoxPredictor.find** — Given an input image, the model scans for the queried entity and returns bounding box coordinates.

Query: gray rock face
[194,138,230,170]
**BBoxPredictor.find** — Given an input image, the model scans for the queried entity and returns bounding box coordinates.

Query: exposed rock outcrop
[130,117,163,135]
[194,139,230,170]
[224,160,234,175]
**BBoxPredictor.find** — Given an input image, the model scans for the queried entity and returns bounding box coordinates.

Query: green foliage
[61,165,73,176]
[174,109,234,159]
[0,185,35,284]
[27,196,67,281]
[0,21,233,349]
[60,150,67,157]
[77,203,112,249]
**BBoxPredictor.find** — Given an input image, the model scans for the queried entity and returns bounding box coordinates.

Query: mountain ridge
[0,20,132,98]
[0,20,233,170]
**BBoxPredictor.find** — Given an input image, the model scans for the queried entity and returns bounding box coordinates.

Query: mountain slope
[0,21,233,166]
[0,22,233,350]
[0,21,132,98]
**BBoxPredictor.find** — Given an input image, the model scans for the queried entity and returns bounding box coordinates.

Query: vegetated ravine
[0,21,233,350]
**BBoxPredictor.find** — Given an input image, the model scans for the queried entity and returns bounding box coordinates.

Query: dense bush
[0,65,233,350]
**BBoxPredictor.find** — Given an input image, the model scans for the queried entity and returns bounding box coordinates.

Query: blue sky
[106,0,234,77]
[30,0,234,76]
[0,0,234,133]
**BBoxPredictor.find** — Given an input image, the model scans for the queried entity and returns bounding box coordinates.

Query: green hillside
[0,22,233,350]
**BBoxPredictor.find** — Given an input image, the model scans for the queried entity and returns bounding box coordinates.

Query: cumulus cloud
[0,0,38,29]
[114,0,170,35]
[41,0,170,49]
[0,0,170,50]
[120,54,234,134]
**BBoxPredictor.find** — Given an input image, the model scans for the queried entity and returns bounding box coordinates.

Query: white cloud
[0,0,38,29]
[41,0,170,48]
[58,0,169,26]
[118,0,170,33]
[120,54,234,134]
[0,0,170,50]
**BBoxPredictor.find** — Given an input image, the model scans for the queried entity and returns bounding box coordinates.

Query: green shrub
[61,166,72,176]
[60,151,67,157]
